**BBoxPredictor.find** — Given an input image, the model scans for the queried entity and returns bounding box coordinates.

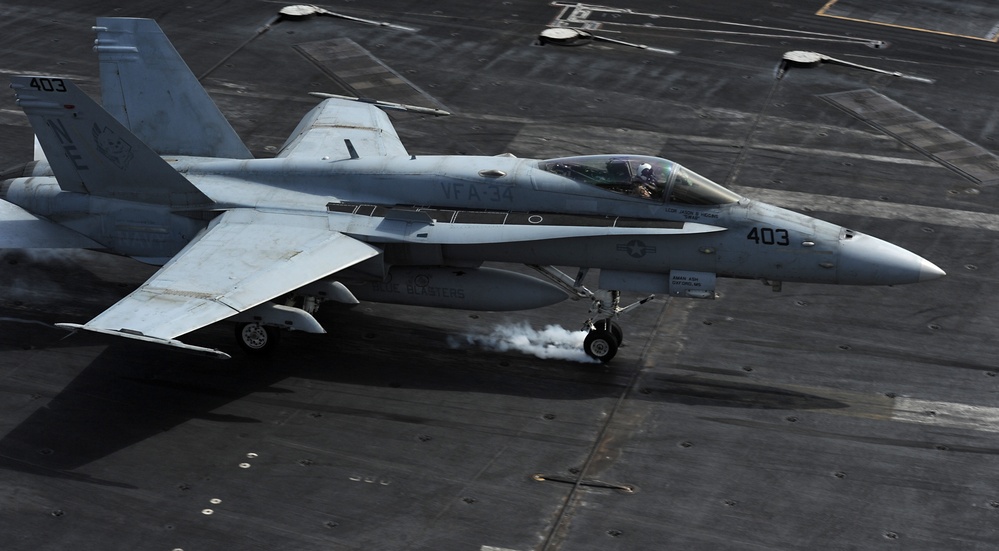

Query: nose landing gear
[583,318,624,362]
[529,266,655,363]
[581,290,653,362]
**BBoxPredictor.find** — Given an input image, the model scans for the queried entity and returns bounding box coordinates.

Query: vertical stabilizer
[12,76,213,207]
[93,17,253,159]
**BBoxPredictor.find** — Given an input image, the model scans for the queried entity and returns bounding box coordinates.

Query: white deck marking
[892,397,999,434]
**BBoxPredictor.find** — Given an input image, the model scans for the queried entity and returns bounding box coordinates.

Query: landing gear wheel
[584,330,619,363]
[595,319,624,345]
[235,322,281,355]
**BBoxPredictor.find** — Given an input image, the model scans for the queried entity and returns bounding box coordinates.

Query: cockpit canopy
[536,155,741,206]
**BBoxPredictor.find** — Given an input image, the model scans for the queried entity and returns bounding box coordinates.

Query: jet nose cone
[838,232,944,285]
[918,258,946,282]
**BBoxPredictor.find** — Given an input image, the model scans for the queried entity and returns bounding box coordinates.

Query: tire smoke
[448,322,599,363]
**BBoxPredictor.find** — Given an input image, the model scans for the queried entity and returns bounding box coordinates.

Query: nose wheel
[584,319,623,362]
[581,291,649,363]
[527,265,655,363]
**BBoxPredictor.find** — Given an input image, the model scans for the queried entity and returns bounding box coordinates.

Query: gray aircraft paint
[0,18,944,360]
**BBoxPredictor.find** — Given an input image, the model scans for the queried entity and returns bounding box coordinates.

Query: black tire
[595,319,624,345]
[235,322,281,355]
[584,329,619,363]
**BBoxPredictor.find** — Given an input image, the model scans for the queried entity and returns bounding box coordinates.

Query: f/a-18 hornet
[0,18,944,361]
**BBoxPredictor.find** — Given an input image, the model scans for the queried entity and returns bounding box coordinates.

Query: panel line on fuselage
[326,202,687,229]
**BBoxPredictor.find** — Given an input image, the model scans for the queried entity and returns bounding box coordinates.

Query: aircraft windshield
[669,165,742,206]
[536,155,741,206]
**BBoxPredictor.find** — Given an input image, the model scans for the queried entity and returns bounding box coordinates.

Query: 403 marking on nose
[747,227,789,246]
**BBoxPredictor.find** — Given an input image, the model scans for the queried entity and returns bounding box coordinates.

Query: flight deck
[0,1,996,549]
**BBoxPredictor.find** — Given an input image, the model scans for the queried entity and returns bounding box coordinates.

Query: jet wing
[0,198,102,248]
[276,98,409,160]
[58,209,381,358]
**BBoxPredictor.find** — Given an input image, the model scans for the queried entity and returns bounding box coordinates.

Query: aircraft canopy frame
[536,155,742,206]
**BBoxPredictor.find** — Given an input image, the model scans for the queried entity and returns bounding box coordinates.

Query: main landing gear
[235,322,281,354]
[229,281,360,355]
[529,266,655,363]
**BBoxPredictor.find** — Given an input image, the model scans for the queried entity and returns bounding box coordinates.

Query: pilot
[634,162,659,198]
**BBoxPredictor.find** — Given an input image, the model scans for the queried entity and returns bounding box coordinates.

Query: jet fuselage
[1,153,940,290]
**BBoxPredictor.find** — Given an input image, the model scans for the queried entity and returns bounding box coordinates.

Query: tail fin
[11,76,213,208]
[93,17,252,159]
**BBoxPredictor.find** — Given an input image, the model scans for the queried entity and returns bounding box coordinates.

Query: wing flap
[70,209,381,342]
[56,323,232,359]
[277,98,409,160]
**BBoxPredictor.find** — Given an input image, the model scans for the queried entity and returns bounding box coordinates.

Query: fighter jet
[0,18,943,362]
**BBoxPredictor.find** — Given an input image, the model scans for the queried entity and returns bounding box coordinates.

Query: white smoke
[449,322,599,363]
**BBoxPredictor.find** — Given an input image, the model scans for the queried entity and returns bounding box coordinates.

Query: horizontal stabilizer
[33,135,46,162]
[0,198,102,248]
